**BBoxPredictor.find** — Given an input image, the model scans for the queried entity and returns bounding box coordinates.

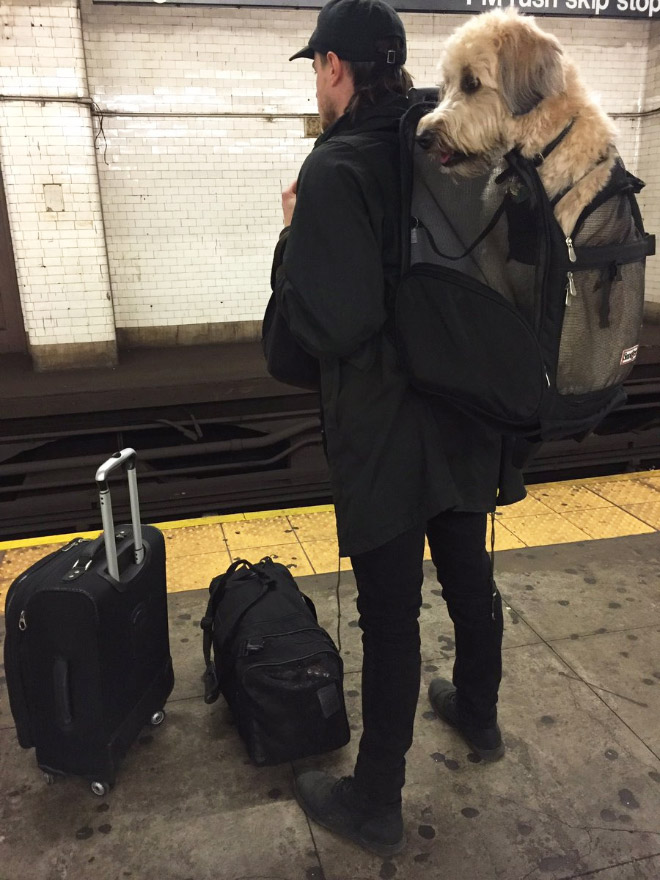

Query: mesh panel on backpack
[556,190,645,396]
[410,153,542,332]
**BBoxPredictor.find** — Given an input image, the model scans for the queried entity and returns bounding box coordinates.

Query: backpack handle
[200,559,275,704]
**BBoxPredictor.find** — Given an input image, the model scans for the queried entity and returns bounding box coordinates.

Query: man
[268,0,525,857]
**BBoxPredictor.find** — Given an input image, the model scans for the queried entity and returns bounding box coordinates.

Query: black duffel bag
[201,557,350,766]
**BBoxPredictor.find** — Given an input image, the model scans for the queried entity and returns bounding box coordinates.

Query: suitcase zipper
[5,538,86,617]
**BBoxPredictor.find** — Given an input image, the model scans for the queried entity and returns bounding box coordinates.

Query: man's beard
[318,97,340,131]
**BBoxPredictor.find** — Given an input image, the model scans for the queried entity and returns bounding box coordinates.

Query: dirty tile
[161,523,225,559]
[165,590,207,702]
[223,517,298,554]
[312,645,660,880]
[313,646,660,880]
[286,511,337,543]
[0,543,67,581]
[228,543,313,577]
[589,479,660,506]
[620,501,660,530]
[501,512,591,547]
[494,534,660,641]
[0,700,316,880]
[553,627,660,754]
[529,484,612,512]
[562,507,655,540]
[166,550,231,593]
[302,538,343,575]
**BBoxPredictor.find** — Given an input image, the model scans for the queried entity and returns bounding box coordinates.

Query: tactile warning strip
[0,474,659,597]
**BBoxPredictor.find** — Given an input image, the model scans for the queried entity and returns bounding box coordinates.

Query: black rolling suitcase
[3,448,174,796]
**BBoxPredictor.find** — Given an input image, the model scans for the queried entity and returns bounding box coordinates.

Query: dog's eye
[460,72,481,95]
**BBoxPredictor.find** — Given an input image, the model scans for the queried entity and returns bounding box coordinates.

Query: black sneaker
[293,771,405,857]
[428,678,504,762]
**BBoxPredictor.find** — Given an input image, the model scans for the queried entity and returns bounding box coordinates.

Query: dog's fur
[416,10,617,236]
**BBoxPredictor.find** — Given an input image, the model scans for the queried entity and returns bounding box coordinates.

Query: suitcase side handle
[95,448,144,582]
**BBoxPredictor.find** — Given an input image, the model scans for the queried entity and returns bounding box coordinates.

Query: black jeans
[351,511,503,804]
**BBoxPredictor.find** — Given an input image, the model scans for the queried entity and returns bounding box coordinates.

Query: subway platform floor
[1,473,660,880]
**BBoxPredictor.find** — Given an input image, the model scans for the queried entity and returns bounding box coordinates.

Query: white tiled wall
[97,115,308,326]
[2,1,658,356]
[0,0,115,350]
[637,20,660,304]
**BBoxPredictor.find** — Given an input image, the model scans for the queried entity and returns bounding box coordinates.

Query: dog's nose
[416,130,435,151]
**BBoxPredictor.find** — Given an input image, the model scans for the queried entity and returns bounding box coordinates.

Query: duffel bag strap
[200,559,273,704]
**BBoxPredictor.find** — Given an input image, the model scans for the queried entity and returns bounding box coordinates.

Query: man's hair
[321,38,413,119]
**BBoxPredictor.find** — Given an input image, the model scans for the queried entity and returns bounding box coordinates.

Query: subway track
[1,372,659,541]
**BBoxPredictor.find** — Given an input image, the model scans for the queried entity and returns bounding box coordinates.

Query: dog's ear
[498,23,565,117]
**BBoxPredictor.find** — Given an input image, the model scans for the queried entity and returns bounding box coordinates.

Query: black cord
[335,550,342,651]
[490,511,497,621]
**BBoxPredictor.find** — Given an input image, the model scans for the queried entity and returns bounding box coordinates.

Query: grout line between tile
[561,851,660,880]
[585,483,660,532]
[546,620,660,644]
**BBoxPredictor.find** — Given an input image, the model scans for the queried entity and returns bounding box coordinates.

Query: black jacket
[272,94,525,556]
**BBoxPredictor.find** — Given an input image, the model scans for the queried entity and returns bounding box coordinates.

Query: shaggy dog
[415,10,617,236]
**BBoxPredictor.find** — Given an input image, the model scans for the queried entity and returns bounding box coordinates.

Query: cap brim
[289,46,315,61]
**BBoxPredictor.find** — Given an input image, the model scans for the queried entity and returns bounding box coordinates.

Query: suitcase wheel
[90,781,110,797]
[43,773,57,786]
[150,710,166,727]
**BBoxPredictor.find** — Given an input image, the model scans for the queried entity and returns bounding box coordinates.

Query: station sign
[93,0,660,20]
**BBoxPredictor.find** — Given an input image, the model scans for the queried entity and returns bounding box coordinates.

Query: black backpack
[395,91,655,441]
[201,558,349,766]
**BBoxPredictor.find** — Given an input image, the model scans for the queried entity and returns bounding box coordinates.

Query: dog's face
[416,11,565,176]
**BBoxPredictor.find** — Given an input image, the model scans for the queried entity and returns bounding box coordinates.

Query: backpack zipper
[242,648,342,679]
[566,237,577,263]
[565,271,577,306]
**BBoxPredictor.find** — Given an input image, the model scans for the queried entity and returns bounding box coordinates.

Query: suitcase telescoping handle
[95,448,144,581]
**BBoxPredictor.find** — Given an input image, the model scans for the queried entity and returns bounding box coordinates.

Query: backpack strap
[573,236,655,270]
[200,559,272,704]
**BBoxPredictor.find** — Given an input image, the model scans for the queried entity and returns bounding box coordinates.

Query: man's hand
[282,180,297,227]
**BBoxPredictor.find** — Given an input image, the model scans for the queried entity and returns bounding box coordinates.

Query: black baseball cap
[290,0,407,65]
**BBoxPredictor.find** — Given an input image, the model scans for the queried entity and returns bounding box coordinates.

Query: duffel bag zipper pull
[18,610,27,631]
[565,271,577,306]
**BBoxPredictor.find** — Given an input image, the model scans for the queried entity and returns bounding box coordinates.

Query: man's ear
[326,51,349,86]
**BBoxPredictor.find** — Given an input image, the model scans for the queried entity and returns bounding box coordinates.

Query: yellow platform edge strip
[1,471,657,552]
[0,504,335,551]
